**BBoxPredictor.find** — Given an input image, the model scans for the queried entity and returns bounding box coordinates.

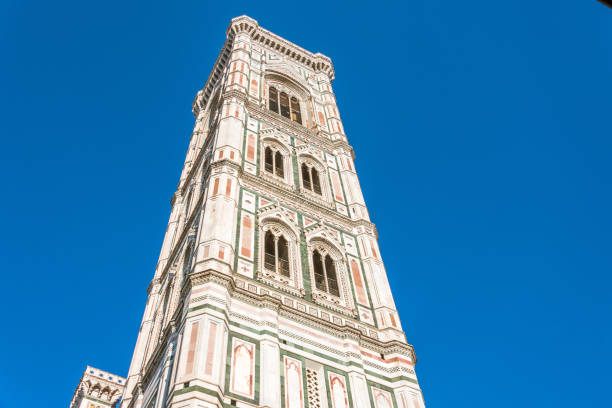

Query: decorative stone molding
[192,41,233,117]
[259,132,295,189]
[193,15,335,119]
[227,15,334,80]
[295,146,335,207]
[248,101,334,152]
[305,233,357,316]
[181,269,417,363]
[256,207,304,297]
[264,74,311,126]
[242,172,367,234]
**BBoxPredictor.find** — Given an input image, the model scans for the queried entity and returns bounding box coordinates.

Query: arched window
[258,219,303,295]
[290,97,302,124]
[267,86,303,125]
[274,150,284,178]
[325,254,339,296]
[279,92,290,119]
[264,231,276,271]
[313,250,325,290]
[264,147,284,178]
[269,87,279,113]
[311,168,322,195]
[265,147,274,173]
[312,249,340,296]
[301,163,322,195]
[264,230,290,277]
[301,163,311,190]
[277,235,289,277]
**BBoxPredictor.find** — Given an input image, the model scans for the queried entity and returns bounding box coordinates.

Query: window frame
[257,218,304,297]
[269,86,279,113]
[263,230,290,278]
[312,249,340,297]
[260,137,294,188]
[297,153,332,206]
[266,82,306,127]
[306,237,356,315]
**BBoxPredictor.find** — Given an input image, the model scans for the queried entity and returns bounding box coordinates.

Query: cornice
[228,15,334,81]
[192,36,233,118]
[193,15,335,118]
[161,147,375,296]
[176,147,376,242]
[219,88,350,156]
[192,78,353,183]
[221,88,248,104]
[241,171,377,236]
[247,102,355,160]
[248,102,330,149]
[183,269,416,362]
[209,157,243,175]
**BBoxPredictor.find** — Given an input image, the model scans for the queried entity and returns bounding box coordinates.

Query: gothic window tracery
[301,163,322,195]
[306,237,356,314]
[290,97,302,124]
[264,147,284,178]
[312,249,340,297]
[258,218,303,296]
[279,91,290,118]
[264,231,290,277]
[269,86,279,113]
[268,86,303,125]
[260,138,293,187]
[297,154,331,205]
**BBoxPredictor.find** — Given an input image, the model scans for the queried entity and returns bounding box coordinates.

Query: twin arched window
[264,147,284,178]
[264,231,290,277]
[301,163,322,195]
[269,87,302,125]
[312,249,339,297]
[260,223,347,302]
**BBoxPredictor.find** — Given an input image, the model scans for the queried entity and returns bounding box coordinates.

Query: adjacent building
[70,366,125,408]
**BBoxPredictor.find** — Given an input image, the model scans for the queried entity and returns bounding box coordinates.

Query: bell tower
[120,15,425,408]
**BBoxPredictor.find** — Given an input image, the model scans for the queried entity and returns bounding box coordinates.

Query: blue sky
[1,1,611,407]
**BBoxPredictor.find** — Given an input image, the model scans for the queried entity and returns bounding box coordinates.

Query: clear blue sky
[1,1,611,407]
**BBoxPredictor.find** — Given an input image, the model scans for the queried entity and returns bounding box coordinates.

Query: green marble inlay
[279,349,309,408]
[186,304,416,386]
[367,378,400,408]
[224,332,260,405]
[171,385,225,406]
[324,365,355,408]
